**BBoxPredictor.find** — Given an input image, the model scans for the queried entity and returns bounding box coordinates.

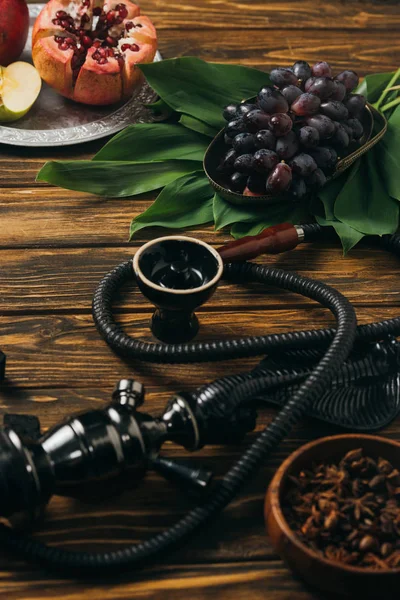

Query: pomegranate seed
[125,21,134,31]
[130,43,139,51]
[56,10,67,18]
[121,43,131,51]
[82,0,90,6]
[106,36,117,46]
[114,16,123,24]
[92,50,100,59]
[52,18,61,25]
[54,35,63,43]
[106,48,114,56]
[93,7,102,15]
[136,23,143,27]
[92,40,102,48]
[65,37,75,45]
[118,6,128,19]
[60,18,70,27]
[81,13,90,23]
[98,57,108,64]
[106,10,116,24]
[81,35,92,47]
[59,42,69,51]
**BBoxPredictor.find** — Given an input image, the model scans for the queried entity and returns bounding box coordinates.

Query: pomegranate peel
[32,0,157,105]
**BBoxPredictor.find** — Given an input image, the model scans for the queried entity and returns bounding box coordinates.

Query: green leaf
[229,202,311,239]
[37,160,200,198]
[139,57,270,129]
[179,114,217,138]
[130,172,214,238]
[93,123,209,162]
[334,150,399,235]
[145,97,175,119]
[379,105,400,200]
[315,214,364,254]
[213,193,262,230]
[357,71,395,103]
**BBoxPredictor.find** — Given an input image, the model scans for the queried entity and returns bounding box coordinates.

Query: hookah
[0,222,400,575]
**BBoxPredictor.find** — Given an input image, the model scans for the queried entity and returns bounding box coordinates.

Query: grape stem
[373,67,400,110]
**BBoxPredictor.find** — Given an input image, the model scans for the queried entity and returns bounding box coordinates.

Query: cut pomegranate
[32,0,157,105]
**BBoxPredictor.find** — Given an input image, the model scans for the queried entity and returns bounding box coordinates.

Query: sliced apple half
[0,62,42,123]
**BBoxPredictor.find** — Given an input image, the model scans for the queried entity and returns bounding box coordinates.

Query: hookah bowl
[133,236,224,343]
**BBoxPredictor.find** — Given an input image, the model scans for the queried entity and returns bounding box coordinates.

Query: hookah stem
[0,225,359,574]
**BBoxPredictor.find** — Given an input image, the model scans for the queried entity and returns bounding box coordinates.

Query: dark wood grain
[1,1,400,598]
[0,244,399,313]
[26,0,400,30]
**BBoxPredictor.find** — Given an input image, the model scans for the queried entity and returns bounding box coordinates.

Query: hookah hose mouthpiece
[0,223,399,575]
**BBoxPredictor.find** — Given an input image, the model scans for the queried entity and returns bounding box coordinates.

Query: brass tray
[204,102,387,207]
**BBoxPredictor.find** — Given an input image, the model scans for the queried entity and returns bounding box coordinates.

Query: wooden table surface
[1,0,400,598]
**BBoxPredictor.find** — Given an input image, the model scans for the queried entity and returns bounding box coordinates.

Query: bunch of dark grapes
[219,60,366,200]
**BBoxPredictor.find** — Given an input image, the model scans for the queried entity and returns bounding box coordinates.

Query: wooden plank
[26,0,400,30]
[1,245,400,313]
[157,29,400,75]
[0,307,398,389]
[0,561,331,599]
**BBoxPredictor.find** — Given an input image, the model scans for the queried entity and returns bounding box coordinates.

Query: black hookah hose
[0,225,398,574]
[0,222,359,574]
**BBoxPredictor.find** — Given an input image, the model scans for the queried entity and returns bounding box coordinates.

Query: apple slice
[0,62,42,122]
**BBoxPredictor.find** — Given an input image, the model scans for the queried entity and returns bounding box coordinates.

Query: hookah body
[0,380,255,521]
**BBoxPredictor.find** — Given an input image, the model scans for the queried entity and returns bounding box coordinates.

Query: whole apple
[0,0,29,65]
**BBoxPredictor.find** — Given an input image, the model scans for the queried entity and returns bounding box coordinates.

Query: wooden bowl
[204,102,387,207]
[265,434,400,599]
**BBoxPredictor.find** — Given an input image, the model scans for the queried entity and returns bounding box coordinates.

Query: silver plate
[0,4,161,147]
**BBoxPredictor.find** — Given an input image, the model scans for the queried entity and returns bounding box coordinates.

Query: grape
[330,80,346,102]
[347,118,364,140]
[290,152,318,176]
[255,129,276,150]
[341,122,354,142]
[258,86,289,114]
[253,149,279,173]
[223,104,238,121]
[320,100,349,121]
[276,131,299,160]
[308,146,338,172]
[234,153,255,174]
[291,93,321,116]
[312,61,332,78]
[268,113,293,136]
[344,94,366,118]
[335,70,359,92]
[305,114,335,139]
[230,172,247,193]
[247,173,267,194]
[243,109,270,132]
[225,118,247,138]
[270,67,299,88]
[282,85,303,105]
[298,125,320,148]
[218,149,237,172]
[232,132,256,154]
[305,77,335,100]
[290,176,308,201]
[292,60,312,82]
[331,122,350,149]
[237,102,258,116]
[224,134,233,146]
[308,168,327,189]
[266,163,292,193]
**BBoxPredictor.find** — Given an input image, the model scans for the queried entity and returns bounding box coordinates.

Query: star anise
[341,492,378,521]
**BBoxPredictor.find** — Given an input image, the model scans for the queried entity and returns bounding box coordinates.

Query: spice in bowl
[282,448,400,570]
